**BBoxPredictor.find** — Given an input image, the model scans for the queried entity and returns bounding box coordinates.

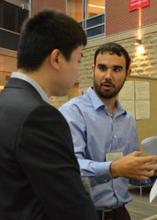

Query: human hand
[110,151,157,180]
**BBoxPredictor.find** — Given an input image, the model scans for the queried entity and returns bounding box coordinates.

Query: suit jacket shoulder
[0,78,97,220]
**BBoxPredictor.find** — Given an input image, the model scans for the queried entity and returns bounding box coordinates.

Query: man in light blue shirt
[60,43,157,220]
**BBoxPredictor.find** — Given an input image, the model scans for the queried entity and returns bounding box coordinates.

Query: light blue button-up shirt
[60,87,139,210]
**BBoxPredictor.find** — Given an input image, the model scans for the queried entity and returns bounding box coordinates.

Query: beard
[93,77,126,99]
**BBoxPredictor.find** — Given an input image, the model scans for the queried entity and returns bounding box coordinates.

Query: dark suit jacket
[0,78,97,220]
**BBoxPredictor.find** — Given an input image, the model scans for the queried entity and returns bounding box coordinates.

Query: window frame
[66,0,106,39]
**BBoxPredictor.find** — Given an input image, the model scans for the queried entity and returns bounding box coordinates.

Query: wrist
[110,160,121,178]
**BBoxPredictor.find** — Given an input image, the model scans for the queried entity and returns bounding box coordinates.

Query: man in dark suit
[0,9,98,220]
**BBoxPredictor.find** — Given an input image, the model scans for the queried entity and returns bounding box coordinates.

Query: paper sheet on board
[150,179,157,203]
[141,137,157,203]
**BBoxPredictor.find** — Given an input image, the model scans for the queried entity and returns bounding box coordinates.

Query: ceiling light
[135,39,145,56]
[88,4,105,9]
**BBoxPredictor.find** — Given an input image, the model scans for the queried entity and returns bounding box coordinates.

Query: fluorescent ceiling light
[88,4,105,9]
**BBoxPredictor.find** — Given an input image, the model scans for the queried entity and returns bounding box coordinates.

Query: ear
[91,64,95,76]
[49,49,62,70]
[126,67,131,80]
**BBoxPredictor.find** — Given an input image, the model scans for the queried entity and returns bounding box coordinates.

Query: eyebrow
[97,64,123,69]
[113,65,123,69]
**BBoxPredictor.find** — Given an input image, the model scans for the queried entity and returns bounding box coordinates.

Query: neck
[18,68,52,97]
[101,96,117,113]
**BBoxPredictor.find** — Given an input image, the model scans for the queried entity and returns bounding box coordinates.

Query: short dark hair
[17,9,87,71]
[94,42,131,72]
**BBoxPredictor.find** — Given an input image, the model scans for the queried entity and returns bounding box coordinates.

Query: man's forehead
[97,51,124,58]
[96,52,126,65]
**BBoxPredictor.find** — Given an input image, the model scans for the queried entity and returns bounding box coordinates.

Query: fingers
[131,151,143,156]
[111,151,157,179]
[144,162,157,171]
[129,151,157,161]
[134,162,157,179]
[141,170,154,178]
[139,155,157,164]
[135,170,154,180]
[130,151,157,164]
[133,161,157,179]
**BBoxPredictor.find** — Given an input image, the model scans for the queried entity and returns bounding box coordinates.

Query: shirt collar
[11,71,50,104]
[86,87,126,116]
[86,87,105,110]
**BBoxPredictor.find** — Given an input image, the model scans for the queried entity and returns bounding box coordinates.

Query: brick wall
[106,0,157,35]
[0,48,17,87]
[32,0,66,15]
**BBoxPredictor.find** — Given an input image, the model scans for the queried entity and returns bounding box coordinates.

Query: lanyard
[108,115,114,152]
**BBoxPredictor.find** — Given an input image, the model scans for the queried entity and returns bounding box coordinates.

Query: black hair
[94,42,131,71]
[17,9,87,71]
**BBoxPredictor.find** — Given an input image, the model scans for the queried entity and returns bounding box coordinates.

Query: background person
[60,42,157,220]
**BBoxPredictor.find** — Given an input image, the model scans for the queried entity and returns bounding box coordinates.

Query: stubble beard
[93,78,126,99]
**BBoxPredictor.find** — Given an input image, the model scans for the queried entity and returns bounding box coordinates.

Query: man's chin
[98,91,116,99]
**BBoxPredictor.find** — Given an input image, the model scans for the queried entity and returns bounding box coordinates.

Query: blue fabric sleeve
[60,104,112,181]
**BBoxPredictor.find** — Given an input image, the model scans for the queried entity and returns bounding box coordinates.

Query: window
[87,0,104,18]
[66,0,105,38]
[0,0,29,50]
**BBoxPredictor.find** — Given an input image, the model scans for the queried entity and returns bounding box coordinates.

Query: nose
[104,68,112,79]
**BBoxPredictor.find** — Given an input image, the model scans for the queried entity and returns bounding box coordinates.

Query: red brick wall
[0,48,17,86]
[32,0,66,15]
[106,0,157,35]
